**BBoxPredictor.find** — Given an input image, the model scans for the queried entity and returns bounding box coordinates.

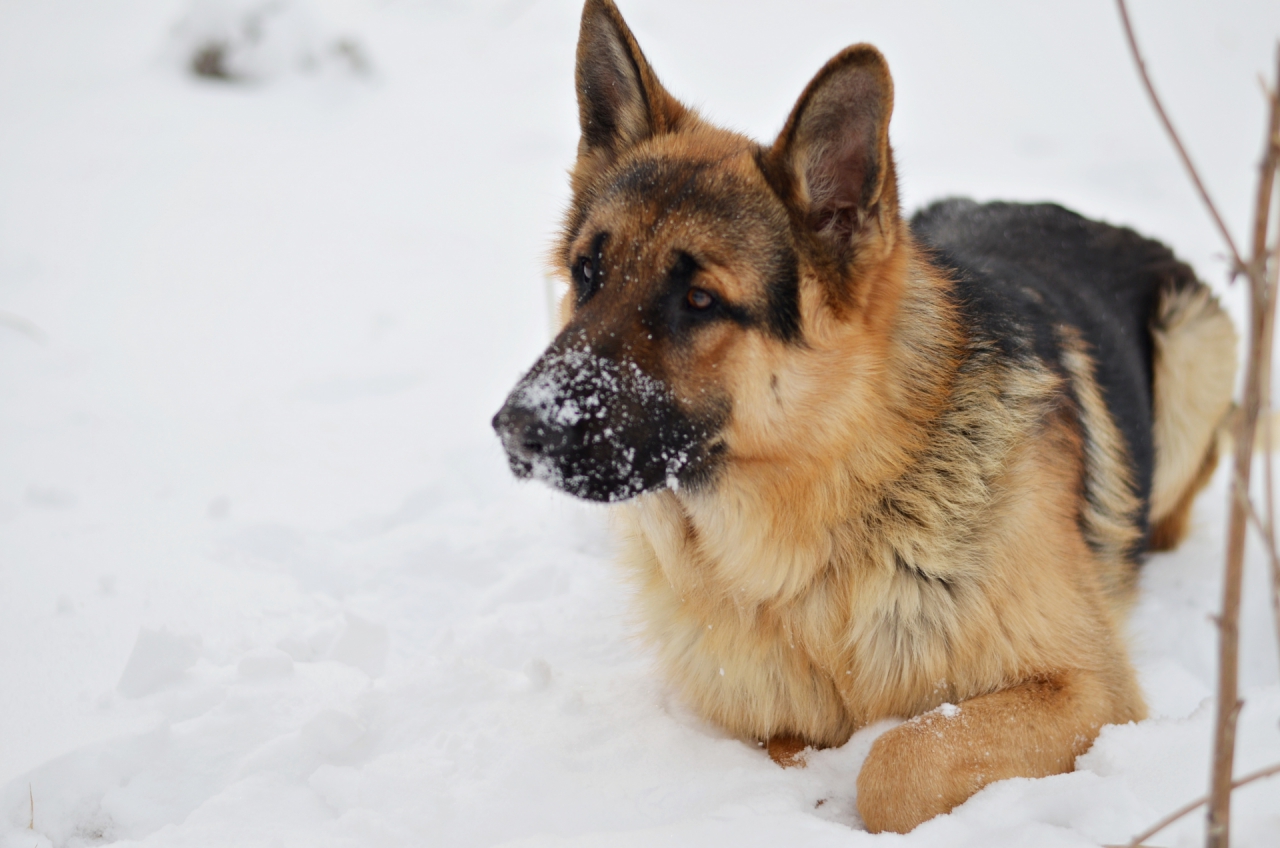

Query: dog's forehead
[604,156,747,216]
[577,151,785,264]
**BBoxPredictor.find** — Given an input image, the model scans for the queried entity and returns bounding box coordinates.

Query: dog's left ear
[767,45,899,267]
[574,0,687,177]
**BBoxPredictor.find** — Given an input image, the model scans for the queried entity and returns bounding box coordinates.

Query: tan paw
[855,714,982,833]
[765,735,810,768]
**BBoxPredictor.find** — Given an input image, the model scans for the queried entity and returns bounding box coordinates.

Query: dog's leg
[765,735,810,767]
[854,669,1120,833]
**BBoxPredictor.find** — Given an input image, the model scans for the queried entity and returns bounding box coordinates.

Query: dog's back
[913,198,1235,565]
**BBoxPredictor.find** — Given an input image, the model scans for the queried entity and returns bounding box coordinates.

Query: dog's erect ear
[767,45,898,264]
[575,0,685,168]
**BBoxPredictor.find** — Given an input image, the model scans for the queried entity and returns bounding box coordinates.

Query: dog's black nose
[493,402,571,465]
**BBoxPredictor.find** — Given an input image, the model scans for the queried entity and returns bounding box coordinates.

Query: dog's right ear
[766,45,899,270]
[574,0,686,173]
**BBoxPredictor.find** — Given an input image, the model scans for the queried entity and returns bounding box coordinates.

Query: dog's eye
[687,288,715,310]
[573,256,599,304]
[573,234,609,304]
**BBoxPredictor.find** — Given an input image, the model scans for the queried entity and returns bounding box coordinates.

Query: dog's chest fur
[614,274,1121,746]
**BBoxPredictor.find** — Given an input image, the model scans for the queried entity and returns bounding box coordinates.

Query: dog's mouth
[492,346,723,502]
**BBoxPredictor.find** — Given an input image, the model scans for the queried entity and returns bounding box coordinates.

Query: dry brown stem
[1116,3,1280,846]
[1111,761,1280,848]
[1269,233,1280,669]
[1114,0,1247,276]
[1205,43,1279,848]
[1233,478,1280,588]
[1264,66,1280,676]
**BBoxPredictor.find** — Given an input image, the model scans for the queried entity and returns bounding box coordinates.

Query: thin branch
[1266,233,1280,676]
[1206,41,1280,848]
[1270,246,1280,673]
[1114,0,1247,276]
[1263,55,1280,677]
[1230,477,1280,579]
[1208,357,1255,848]
[1116,761,1280,848]
[1249,63,1280,289]
[1114,11,1280,848]
[1265,306,1278,674]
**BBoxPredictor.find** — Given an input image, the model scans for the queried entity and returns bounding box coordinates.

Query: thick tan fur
[1147,286,1238,550]
[613,264,1149,831]
[548,0,1237,834]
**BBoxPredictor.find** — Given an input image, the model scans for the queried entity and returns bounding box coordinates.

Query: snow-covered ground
[2,0,1279,845]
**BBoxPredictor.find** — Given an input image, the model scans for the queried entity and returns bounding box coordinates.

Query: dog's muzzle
[492,346,719,502]
[491,401,572,475]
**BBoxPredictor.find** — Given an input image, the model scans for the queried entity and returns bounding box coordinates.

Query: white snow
[1,0,1279,846]
[116,628,204,699]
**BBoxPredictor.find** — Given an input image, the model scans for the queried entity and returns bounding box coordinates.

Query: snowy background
[2,0,1280,845]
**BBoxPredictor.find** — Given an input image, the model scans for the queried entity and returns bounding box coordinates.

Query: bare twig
[1265,254,1280,678]
[1207,90,1278,848]
[1248,66,1280,288]
[1204,45,1280,848]
[1115,761,1280,848]
[1230,476,1280,578]
[1116,6,1280,845]
[1262,63,1280,677]
[1270,237,1280,670]
[1237,515,1280,667]
[1114,0,1247,277]
[1248,77,1278,574]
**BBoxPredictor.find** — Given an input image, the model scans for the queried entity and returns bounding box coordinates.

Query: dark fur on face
[494,143,815,502]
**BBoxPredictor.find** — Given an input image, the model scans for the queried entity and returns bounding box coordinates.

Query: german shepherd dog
[493,0,1237,833]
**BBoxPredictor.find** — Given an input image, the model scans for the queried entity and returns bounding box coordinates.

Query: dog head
[494,0,906,502]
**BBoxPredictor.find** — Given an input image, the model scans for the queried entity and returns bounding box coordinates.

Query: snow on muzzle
[492,345,722,502]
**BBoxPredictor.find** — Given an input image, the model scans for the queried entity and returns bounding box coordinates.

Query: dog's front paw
[765,734,810,767]
[854,713,983,833]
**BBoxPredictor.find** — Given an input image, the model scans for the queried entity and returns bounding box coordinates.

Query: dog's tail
[1147,285,1237,551]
